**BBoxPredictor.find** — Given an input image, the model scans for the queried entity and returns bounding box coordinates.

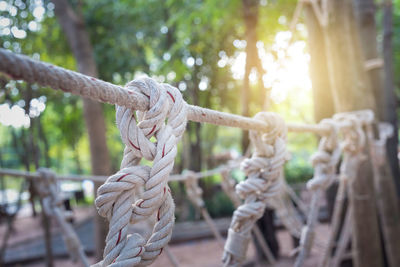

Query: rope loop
[307,119,341,191]
[223,112,288,266]
[333,110,372,182]
[95,77,187,266]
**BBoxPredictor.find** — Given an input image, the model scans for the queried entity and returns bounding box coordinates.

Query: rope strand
[0,48,335,135]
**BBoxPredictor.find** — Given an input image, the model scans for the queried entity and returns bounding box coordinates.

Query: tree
[382,0,400,191]
[52,0,112,259]
[303,5,334,122]
[323,0,386,266]
[353,1,400,266]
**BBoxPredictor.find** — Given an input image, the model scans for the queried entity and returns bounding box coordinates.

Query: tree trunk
[304,5,334,123]
[52,0,112,259]
[353,1,400,266]
[37,116,51,167]
[382,0,400,192]
[323,1,383,267]
[352,0,383,119]
[188,67,202,173]
[242,1,279,258]
[241,0,259,151]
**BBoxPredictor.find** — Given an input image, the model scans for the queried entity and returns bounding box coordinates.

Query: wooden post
[382,0,400,190]
[304,5,334,123]
[352,1,400,266]
[322,1,384,266]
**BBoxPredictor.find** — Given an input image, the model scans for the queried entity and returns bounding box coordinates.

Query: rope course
[0,48,394,267]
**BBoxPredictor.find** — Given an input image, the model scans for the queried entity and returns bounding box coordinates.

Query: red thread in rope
[137,199,145,208]
[167,91,175,103]
[157,208,161,221]
[117,173,130,182]
[116,229,122,245]
[162,144,166,157]
[134,247,143,257]
[148,125,156,136]
[129,139,141,151]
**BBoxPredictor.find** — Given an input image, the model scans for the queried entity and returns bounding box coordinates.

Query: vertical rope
[94,78,187,266]
[222,112,289,266]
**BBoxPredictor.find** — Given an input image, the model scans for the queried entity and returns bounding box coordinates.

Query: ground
[1,205,330,267]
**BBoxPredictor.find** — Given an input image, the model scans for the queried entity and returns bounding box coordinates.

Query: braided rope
[0,48,337,135]
[94,77,187,266]
[222,112,289,266]
[35,168,89,267]
[295,119,341,267]
[220,168,277,264]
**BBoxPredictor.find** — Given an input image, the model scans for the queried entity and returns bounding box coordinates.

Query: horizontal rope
[0,168,107,183]
[0,49,334,135]
[0,165,235,183]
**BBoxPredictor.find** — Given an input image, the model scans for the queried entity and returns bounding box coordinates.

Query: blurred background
[0,0,399,266]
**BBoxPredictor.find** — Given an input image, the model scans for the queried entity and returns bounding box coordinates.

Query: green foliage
[204,190,235,218]
[0,0,324,217]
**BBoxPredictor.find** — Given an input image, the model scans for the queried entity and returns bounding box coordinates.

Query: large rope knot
[307,119,341,191]
[95,77,187,266]
[223,112,288,266]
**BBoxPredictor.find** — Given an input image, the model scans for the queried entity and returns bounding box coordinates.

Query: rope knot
[117,77,186,162]
[36,168,57,198]
[96,77,187,266]
[223,112,289,266]
[184,171,204,208]
[307,119,340,191]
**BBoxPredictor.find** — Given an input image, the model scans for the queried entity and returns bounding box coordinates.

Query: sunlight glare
[230,30,311,105]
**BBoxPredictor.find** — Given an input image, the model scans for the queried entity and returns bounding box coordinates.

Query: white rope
[0,168,107,183]
[94,77,187,266]
[0,48,337,135]
[222,112,289,266]
[35,168,90,267]
[294,119,341,267]
[220,168,277,264]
